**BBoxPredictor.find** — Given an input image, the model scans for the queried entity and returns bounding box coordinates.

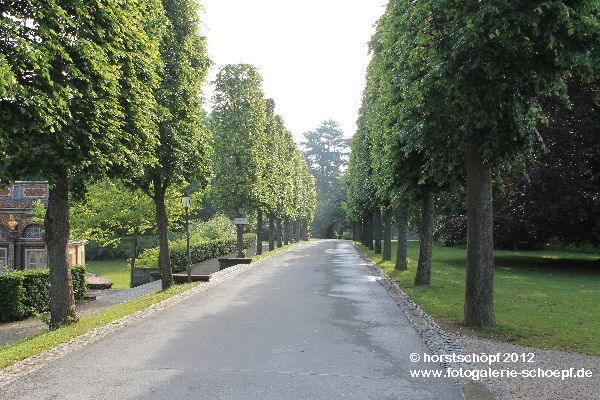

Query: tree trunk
[395,207,409,270]
[153,178,173,289]
[268,212,275,251]
[276,218,283,248]
[374,207,382,254]
[291,220,296,242]
[129,226,140,287]
[293,221,298,242]
[415,192,434,286]
[366,214,374,250]
[45,172,78,328]
[302,220,308,241]
[283,218,289,245]
[236,217,245,258]
[383,208,392,261]
[361,218,368,246]
[257,208,263,255]
[355,221,363,242]
[464,144,495,327]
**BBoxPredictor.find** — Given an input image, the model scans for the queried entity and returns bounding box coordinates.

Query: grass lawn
[0,283,197,368]
[357,240,600,355]
[251,242,299,262]
[86,260,130,288]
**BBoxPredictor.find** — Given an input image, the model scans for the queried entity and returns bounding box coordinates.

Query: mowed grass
[0,283,197,368]
[87,241,292,288]
[251,242,300,263]
[357,241,600,355]
[86,259,131,288]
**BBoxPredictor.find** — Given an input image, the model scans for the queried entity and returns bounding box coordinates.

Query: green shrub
[21,270,50,314]
[0,273,26,321]
[135,234,257,272]
[189,213,236,241]
[134,247,160,269]
[70,265,86,301]
[0,266,86,321]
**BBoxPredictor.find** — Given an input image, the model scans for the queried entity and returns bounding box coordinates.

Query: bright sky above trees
[201,0,387,142]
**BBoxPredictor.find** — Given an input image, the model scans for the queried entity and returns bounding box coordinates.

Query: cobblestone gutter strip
[0,244,299,388]
[353,244,504,400]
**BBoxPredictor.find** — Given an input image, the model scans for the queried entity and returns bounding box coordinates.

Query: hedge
[0,266,86,322]
[135,234,257,272]
[0,274,26,321]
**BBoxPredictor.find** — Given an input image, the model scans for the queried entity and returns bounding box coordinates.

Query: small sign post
[234,216,249,257]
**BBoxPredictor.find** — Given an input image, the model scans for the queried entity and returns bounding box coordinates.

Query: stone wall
[131,268,160,288]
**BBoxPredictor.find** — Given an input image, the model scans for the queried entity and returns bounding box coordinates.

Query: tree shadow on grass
[493,255,600,275]
[437,255,600,275]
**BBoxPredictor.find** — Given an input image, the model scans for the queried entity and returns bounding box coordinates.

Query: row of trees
[211,64,317,253]
[1,0,211,327]
[347,0,598,327]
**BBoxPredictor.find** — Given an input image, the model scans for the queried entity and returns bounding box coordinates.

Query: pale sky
[200,1,387,143]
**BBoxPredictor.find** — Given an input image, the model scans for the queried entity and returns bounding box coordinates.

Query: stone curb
[0,243,301,388]
[353,244,504,400]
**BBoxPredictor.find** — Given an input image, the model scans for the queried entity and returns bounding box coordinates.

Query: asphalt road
[1,240,465,399]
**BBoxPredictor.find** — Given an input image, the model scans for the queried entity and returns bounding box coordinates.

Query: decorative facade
[0,182,85,273]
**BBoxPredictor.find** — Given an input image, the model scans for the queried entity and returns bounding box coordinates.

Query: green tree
[346,112,377,250]
[69,181,184,272]
[348,3,454,281]
[366,1,448,286]
[129,0,213,289]
[0,0,164,327]
[257,99,306,252]
[262,109,316,246]
[211,64,267,256]
[296,160,317,240]
[260,100,282,251]
[363,0,598,326]
[423,0,599,326]
[302,120,350,238]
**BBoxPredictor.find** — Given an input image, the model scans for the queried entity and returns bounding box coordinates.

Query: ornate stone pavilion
[0,181,86,273]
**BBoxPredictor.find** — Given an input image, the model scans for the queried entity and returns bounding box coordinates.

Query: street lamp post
[181,193,192,283]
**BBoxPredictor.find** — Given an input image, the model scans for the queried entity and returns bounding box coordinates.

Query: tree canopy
[301,120,350,238]
[211,64,316,250]
[211,64,267,215]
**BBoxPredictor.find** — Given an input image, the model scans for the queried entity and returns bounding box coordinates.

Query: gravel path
[0,281,162,346]
[455,335,600,400]
[84,281,162,309]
